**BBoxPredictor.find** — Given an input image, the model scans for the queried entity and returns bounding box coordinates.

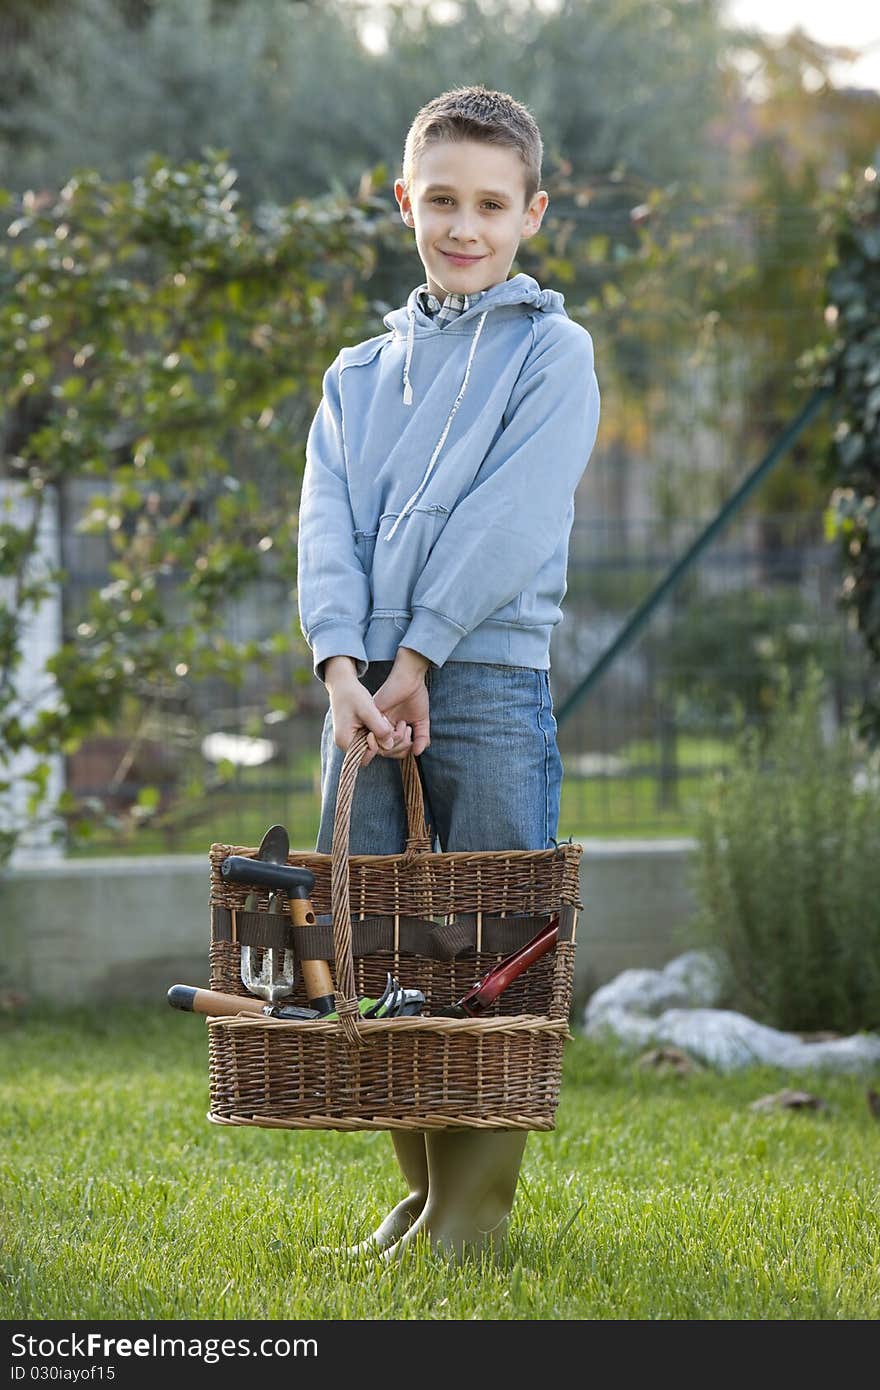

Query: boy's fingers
[370,723,413,760]
[376,718,404,751]
[396,725,413,756]
[332,706,392,754]
[361,724,404,764]
[358,713,394,752]
[370,708,396,749]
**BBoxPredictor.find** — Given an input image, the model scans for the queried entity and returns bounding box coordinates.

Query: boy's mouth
[441,251,486,266]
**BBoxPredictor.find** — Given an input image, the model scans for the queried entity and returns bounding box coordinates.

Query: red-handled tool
[434,914,560,1018]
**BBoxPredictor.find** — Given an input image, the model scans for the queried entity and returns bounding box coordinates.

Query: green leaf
[136,786,161,812]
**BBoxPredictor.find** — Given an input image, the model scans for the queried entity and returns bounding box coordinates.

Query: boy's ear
[394,178,414,226]
[520,190,549,240]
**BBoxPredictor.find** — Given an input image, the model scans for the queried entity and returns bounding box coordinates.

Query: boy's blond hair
[401,84,543,208]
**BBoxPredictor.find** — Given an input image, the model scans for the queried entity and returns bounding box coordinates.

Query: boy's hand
[363,647,431,767]
[324,658,399,767]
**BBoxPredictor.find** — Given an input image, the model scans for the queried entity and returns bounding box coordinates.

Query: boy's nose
[448,220,479,244]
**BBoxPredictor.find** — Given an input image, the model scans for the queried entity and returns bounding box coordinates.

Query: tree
[0,0,736,214]
[0,151,399,862]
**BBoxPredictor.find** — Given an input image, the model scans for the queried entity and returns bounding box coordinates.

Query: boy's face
[395,140,548,301]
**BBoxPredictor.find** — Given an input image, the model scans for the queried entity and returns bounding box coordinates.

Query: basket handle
[330,728,432,1045]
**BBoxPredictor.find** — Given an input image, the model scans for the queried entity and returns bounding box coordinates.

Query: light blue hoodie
[297,272,600,681]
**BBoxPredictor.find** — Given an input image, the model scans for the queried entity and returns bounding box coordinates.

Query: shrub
[0,151,397,862]
[819,166,880,746]
[689,664,880,1034]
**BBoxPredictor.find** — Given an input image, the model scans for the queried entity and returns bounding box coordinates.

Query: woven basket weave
[206,728,582,1131]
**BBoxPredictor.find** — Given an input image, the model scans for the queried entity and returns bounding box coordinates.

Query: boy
[297,85,600,1259]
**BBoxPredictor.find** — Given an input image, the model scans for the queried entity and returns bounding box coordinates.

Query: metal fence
[58,491,870,853]
[552,504,869,838]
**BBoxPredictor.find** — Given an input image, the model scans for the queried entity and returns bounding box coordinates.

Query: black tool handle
[221,856,315,898]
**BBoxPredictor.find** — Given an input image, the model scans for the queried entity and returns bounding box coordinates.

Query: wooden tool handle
[168,985,265,1018]
[290,896,335,1014]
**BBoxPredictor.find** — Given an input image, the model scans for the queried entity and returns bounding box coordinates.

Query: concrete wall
[1,841,700,1014]
[575,840,700,1001]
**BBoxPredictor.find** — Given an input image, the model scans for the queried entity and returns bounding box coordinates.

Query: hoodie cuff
[310,625,368,684]
[401,607,467,670]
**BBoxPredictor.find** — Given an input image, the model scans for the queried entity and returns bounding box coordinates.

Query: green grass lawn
[1,1005,878,1320]
[66,782,700,857]
[66,734,727,856]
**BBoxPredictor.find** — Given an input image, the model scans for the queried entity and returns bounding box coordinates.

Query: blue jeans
[315,661,564,855]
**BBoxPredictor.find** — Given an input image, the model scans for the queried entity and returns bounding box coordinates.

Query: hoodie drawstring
[402,305,416,406]
[387,309,488,542]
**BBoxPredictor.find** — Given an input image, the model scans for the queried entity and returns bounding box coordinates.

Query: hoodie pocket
[376,504,450,564]
[369,505,451,612]
[380,503,450,536]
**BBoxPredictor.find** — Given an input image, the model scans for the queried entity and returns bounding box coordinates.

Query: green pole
[556,386,832,726]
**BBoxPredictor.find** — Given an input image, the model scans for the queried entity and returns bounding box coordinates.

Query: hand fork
[240,823,297,1005]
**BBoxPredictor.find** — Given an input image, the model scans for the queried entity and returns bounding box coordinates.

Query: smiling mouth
[441,251,485,262]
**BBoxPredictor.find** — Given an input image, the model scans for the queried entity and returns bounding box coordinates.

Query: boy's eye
[430,197,503,210]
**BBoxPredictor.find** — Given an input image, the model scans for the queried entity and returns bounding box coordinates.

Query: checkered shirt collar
[416,283,486,327]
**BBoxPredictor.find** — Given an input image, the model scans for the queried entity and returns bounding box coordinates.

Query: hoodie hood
[382,273,568,340]
[381,274,569,539]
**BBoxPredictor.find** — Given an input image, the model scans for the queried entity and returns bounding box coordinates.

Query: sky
[726,0,880,90]
[357,1,880,92]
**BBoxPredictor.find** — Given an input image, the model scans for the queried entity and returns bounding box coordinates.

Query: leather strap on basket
[331,728,431,1046]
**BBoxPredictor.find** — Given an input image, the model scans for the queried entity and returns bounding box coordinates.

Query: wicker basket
[206,728,583,1131]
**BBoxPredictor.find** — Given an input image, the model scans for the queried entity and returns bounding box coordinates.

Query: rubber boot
[383,1130,528,1261]
[341,1132,428,1254]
